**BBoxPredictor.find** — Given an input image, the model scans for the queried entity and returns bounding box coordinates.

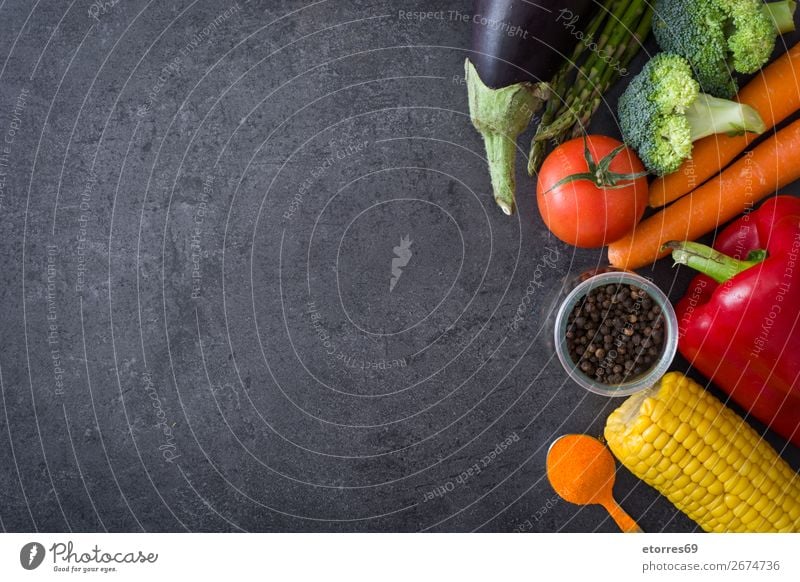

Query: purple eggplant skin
[470,0,596,89]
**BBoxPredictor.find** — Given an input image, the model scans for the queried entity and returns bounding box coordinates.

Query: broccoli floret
[653,0,797,98]
[618,54,766,175]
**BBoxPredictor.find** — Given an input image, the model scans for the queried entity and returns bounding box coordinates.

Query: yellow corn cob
[605,371,800,532]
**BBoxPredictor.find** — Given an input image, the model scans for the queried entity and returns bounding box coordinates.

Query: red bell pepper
[666,196,800,447]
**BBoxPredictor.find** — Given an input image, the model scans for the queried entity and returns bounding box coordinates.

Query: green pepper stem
[763,1,796,34]
[663,241,767,283]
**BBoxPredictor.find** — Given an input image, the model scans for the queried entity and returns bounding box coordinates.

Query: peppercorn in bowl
[553,271,678,397]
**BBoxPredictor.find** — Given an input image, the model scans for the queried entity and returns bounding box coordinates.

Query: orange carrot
[649,42,800,208]
[609,119,800,270]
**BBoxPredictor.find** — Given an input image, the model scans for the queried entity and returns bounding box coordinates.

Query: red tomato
[537,136,648,248]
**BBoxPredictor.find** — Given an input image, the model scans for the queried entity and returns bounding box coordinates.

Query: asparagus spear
[570,6,654,137]
[568,1,651,133]
[528,0,651,173]
[528,0,618,173]
[543,0,645,140]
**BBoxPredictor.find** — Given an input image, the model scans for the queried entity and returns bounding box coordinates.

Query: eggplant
[466,0,595,214]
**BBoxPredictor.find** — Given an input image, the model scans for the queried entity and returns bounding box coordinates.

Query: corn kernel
[651,400,667,422]
[632,415,651,435]
[710,500,728,518]
[683,431,699,450]
[673,422,691,443]
[690,487,706,502]
[727,448,743,467]
[642,424,660,443]
[702,452,721,473]
[684,458,701,475]
[704,428,720,445]
[716,441,732,458]
[639,443,655,459]
[690,467,708,484]
[732,502,749,518]
[741,507,760,525]
[670,445,687,465]
[730,476,749,497]
[656,456,672,473]
[662,439,679,458]
[789,503,800,522]
[662,464,681,480]
[739,484,756,503]
[774,514,791,530]
[707,480,724,497]
[718,466,736,483]
[688,439,706,457]
[661,413,680,434]
[764,505,783,523]
[673,474,691,489]
[753,495,770,513]
[695,418,711,438]
[698,472,716,489]
[696,446,713,463]
[723,493,740,510]
[767,465,780,481]
[653,432,670,450]
[698,494,716,509]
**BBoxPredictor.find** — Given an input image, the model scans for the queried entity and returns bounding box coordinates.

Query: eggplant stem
[466,59,543,215]
[483,132,517,215]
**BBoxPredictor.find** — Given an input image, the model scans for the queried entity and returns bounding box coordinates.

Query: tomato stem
[542,135,648,195]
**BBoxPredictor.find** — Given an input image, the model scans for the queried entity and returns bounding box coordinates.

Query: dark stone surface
[0,0,797,533]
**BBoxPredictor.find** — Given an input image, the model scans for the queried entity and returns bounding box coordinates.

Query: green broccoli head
[618,54,699,174]
[653,0,736,97]
[639,116,693,177]
[726,0,777,73]
[653,0,795,98]
[618,53,766,175]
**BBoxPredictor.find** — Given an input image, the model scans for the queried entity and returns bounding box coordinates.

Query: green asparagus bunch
[528,0,653,174]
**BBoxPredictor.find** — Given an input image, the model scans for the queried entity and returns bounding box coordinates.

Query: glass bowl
[553,270,678,397]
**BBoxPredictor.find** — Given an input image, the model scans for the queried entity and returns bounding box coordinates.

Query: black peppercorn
[565,283,666,386]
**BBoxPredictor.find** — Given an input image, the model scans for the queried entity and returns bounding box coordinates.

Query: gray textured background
[0,0,797,533]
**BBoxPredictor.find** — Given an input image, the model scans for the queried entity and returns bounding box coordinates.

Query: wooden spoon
[547,434,642,533]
